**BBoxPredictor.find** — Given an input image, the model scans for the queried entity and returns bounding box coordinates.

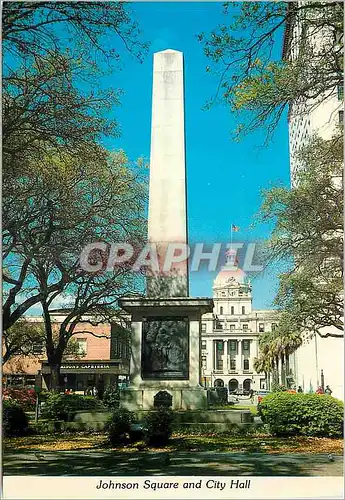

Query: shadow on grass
[3,449,343,477]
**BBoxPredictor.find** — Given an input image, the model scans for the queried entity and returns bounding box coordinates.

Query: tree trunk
[2,349,11,365]
[50,364,61,391]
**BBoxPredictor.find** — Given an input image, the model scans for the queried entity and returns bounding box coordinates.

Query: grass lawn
[212,404,258,415]
[4,432,343,455]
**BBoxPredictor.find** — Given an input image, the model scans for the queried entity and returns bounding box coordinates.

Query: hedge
[258,392,344,437]
[106,408,134,445]
[145,406,175,446]
[3,400,29,437]
[40,393,105,421]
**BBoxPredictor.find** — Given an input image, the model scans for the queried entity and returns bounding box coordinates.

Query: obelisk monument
[119,50,213,411]
[147,49,188,297]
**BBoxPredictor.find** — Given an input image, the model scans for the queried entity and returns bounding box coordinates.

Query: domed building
[200,254,279,394]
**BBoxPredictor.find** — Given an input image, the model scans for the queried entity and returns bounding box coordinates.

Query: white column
[250,339,258,372]
[223,340,228,373]
[213,340,217,371]
[236,339,243,373]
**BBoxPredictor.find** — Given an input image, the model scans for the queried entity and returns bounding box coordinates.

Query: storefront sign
[60,364,114,370]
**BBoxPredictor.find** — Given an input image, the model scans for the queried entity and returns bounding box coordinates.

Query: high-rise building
[283,2,343,184]
[282,2,344,399]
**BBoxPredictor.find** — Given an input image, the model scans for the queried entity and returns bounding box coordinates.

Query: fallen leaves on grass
[4,433,343,455]
[4,433,106,452]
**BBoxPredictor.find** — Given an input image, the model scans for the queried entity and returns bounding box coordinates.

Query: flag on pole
[232,224,240,232]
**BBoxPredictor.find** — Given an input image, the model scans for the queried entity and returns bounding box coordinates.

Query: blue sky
[8,2,290,315]
[101,2,291,309]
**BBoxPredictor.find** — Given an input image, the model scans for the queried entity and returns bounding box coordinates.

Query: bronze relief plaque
[142,316,189,380]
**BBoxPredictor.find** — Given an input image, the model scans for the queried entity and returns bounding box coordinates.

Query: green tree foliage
[198,1,343,138]
[261,134,343,335]
[3,320,45,364]
[2,3,148,387]
[4,149,147,387]
[254,133,343,371]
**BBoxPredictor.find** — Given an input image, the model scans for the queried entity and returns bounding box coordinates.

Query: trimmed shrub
[40,393,104,421]
[145,407,174,447]
[102,386,120,410]
[216,387,228,404]
[106,408,134,445]
[207,387,228,406]
[30,419,66,435]
[3,400,29,437]
[3,388,36,411]
[271,383,288,393]
[258,392,344,437]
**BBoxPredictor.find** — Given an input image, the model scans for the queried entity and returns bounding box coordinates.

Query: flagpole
[230,223,233,252]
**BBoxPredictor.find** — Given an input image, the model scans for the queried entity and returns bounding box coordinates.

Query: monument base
[120,385,207,411]
[118,296,214,412]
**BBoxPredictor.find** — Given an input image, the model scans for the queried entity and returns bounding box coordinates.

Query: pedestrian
[325,385,332,395]
[249,388,254,403]
[297,386,303,393]
[316,386,324,394]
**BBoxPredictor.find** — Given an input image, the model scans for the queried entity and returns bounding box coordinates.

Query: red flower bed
[3,388,36,410]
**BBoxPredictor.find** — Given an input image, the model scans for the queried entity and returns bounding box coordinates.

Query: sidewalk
[3,450,343,476]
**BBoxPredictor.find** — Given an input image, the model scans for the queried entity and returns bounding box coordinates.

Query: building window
[222,292,226,297]
[339,110,344,124]
[215,340,224,371]
[259,323,265,333]
[243,324,248,331]
[230,324,235,331]
[229,290,235,296]
[202,340,207,350]
[231,306,234,315]
[202,355,207,370]
[230,340,237,351]
[260,379,266,389]
[230,359,236,370]
[201,323,206,332]
[76,338,87,355]
[337,84,344,100]
[216,359,223,371]
[271,323,278,332]
[216,341,224,352]
[220,306,223,315]
[243,340,250,351]
[243,359,249,370]
[242,306,245,315]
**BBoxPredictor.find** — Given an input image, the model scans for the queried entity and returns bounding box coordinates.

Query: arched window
[243,379,252,392]
[220,306,223,315]
[214,379,224,387]
[242,306,245,315]
[229,379,238,393]
[231,306,234,314]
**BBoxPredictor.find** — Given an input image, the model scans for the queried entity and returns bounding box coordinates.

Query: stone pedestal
[119,297,213,410]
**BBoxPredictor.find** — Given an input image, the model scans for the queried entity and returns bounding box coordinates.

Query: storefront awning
[41,360,129,375]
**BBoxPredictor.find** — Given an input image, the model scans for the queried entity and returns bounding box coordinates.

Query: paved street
[3,450,343,476]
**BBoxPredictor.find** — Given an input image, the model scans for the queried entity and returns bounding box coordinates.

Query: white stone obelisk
[147,49,188,297]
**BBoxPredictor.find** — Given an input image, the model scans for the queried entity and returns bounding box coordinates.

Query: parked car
[228,394,239,405]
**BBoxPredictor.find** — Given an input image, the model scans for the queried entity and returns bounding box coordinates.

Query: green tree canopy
[199,1,343,139]
[258,132,343,344]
